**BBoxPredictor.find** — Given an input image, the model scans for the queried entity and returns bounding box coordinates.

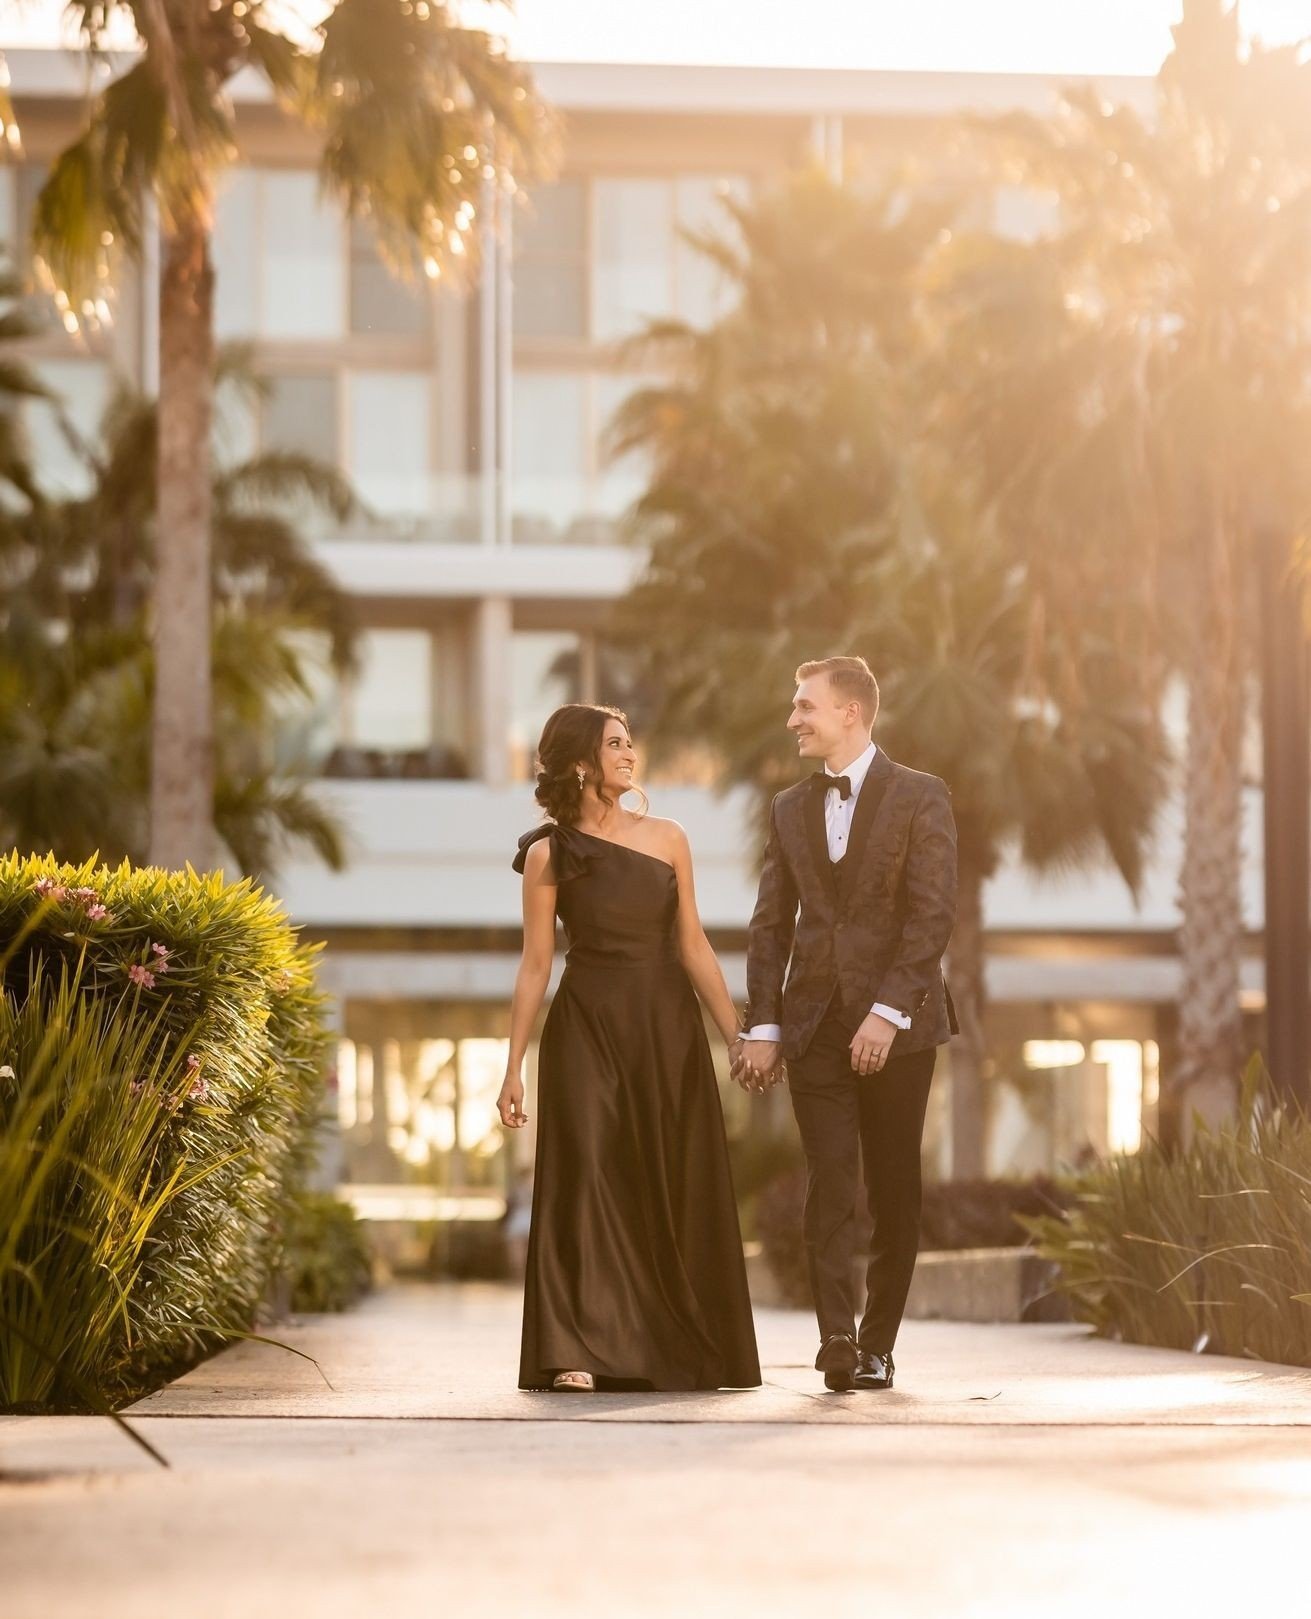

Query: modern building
[3,50,1268,1234]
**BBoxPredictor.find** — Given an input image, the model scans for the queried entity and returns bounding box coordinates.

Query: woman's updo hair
[534,703,644,826]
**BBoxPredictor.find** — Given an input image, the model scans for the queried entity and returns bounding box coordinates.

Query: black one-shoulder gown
[513,822,761,1391]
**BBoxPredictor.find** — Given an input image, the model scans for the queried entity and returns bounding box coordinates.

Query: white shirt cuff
[871,1002,912,1030]
[745,1024,782,1043]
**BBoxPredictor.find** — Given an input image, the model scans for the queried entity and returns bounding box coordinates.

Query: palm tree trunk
[1173,573,1245,1131]
[947,847,988,1179]
[149,214,215,870]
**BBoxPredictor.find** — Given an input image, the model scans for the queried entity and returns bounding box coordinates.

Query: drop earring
[577,770,586,789]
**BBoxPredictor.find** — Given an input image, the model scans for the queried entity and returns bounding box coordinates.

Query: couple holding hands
[499,654,958,1394]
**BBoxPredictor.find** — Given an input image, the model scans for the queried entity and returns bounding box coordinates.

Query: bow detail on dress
[512,822,597,882]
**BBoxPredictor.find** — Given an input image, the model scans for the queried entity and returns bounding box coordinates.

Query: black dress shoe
[854,1350,895,1390]
[815,1332,859,1391]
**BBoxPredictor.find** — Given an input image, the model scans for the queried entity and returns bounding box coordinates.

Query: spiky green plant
[282,1191,372,1315]
[0,852,332,1409]
[1025,1059,1311,1367]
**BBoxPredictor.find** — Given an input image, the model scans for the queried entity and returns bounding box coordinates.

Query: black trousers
[787,1009,937,1355]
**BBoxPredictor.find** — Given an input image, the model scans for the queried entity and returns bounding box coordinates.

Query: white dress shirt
[746,741,912,1043]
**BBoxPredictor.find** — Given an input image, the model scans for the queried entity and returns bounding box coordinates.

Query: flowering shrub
[0,853,331,1410]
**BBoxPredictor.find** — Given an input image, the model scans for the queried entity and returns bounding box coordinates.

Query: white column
[496,173,514,548]
[474,594,513,786]
[478,174,499,548]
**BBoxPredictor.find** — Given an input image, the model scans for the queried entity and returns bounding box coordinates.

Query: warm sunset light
[3,0,1311,70]
[3,4,1309,1615]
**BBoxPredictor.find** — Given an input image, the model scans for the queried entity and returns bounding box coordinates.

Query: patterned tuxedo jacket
[745,747,959,1061]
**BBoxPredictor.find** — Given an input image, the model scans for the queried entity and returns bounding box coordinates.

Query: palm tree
[611,173,1168,1175]
[610,173,954,791]
[985,0,1311,1124]
[857,491,1166,1175]
[0,362,360,875]
[31,1,552,870]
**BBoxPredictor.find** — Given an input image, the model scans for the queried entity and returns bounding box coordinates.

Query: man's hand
[850,1012,898,1075]
[734,1038,782,1094]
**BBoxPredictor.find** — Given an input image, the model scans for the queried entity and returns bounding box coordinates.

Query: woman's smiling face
[592,717,637,796]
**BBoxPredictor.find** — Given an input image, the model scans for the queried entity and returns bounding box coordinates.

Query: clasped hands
[729,1011,900,1095]
[730,1037,786,1095]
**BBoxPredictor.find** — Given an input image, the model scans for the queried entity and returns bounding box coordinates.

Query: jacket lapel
[801,780,838,899]
[836,748,895,907]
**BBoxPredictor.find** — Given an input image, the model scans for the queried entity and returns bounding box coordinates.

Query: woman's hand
[497,1072,528,1129]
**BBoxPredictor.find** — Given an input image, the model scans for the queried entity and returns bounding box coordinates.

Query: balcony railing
[321,744,471,781]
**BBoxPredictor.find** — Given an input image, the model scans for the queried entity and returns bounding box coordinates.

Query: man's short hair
[795,655,880,726]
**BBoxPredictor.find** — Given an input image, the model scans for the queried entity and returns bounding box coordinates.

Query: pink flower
[185,1052,201,1073]
[34,878,67,901]
[188,1074,209,1103]
[127,964,156,989]
[85,903,108,921]
[72,887,98,903]
[150,942,173,974]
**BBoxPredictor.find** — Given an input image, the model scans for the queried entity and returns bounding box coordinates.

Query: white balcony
[278,780,1267,947]
[312,540,641,603]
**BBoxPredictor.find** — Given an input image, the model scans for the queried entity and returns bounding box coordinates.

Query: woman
[499,703,762,1393]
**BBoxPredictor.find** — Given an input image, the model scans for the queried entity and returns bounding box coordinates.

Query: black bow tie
[813,772,852,801]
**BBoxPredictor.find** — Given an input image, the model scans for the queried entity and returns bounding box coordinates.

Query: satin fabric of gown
[513,822,761,1391]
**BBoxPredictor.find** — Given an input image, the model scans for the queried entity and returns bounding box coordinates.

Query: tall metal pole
[1260,528,1311,1108]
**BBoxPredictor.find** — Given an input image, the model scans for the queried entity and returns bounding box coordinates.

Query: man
[738,656,957,1392]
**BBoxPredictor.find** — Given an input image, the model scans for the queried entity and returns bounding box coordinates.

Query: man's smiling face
[787,673,863,762]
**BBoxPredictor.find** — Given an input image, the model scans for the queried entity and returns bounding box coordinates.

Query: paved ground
[3,1285,1310,1618]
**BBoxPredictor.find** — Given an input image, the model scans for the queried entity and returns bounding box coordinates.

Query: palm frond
[310,0,556,280]
[215,772,347,878]
[215,451,359,526]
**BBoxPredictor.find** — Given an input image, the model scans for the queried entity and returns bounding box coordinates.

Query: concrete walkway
[3,1285,1310,1618]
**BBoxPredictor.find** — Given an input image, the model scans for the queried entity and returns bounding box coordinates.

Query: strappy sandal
[551,1370,596,1392]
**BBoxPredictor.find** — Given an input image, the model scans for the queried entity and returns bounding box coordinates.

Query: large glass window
[510,371,588,542]
[26,359,109,497]
[2,165,61,331]
[512,173,746,344]
[593,372,654,520]
[510,370,651,543]
[316,623,470,779]
[349,218,427,337]
[334,1008,514,1226]
[348,628,432,751]
[214,168,344,339]
[252,368,457,542]
[593,178,674,341]
[213,169,258,340]
[981,1005,1164,1178]
[261,371,339,462]
[347,370,431,523]
[513,179,587,339]
[263,171,344,339]
[510,630,580,780]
